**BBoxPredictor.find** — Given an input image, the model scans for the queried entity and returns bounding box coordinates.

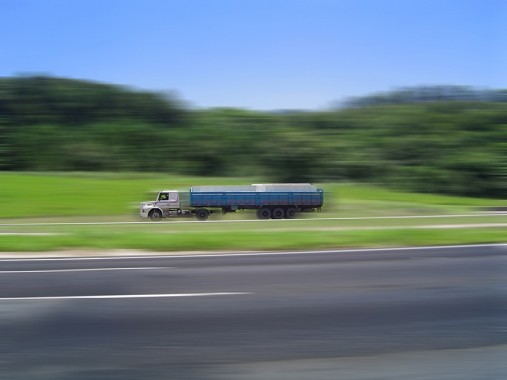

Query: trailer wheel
[272,207,284,219]
[149,209,163,221]
[196,208,209,221]
[285,207,298,219]
[256,207,271,220]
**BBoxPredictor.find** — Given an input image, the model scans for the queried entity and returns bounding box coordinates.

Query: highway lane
[0,245,506,379]
[1,212,506,226]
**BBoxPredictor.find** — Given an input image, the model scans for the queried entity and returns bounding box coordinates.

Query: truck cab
[140,190,180,220]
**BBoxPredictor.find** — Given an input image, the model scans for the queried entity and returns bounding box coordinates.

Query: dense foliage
[1,76,505,198]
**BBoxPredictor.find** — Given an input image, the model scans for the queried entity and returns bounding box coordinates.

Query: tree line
[1,76,505,198]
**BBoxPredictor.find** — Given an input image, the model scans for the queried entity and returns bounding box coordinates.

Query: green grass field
[0,172,506,253]
[0,172,253,219]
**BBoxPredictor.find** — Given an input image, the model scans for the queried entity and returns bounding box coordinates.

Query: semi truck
[140,184,324,221]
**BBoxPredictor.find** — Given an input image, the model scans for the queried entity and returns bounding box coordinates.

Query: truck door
[157,191,180,212]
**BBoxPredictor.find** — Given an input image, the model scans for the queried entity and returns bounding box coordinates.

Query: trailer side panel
[189,191,323,209]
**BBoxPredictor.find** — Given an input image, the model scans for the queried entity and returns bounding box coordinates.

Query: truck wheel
[272,207,284,219]
[256,207,271,220]
[149,209,163,221]
[285,207,298,219]
[196,208,209,221]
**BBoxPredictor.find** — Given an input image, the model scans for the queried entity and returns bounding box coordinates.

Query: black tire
[285,207,298,219]
[196,208,209,221]
[272,207,284,219]
[149,209,163,221]
[256,207,271,220]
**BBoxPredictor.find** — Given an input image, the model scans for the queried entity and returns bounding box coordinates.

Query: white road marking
[220,223,507,233]
[0,213,506,227]
[0,292,252,301]
[0,243,505,262]
[415,223,507,229]
[1,221,505,237]
[0,233,63,236]
[0,267,169,274]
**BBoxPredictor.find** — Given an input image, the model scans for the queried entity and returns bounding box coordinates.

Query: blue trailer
[140,184,324,221]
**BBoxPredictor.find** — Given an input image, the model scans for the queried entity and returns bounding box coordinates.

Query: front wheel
[196,208,209,221]
[149,209,163,221]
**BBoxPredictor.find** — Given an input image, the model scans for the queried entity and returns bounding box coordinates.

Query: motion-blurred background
[1,0,505,199]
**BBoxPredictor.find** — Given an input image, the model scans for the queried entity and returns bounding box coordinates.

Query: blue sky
[2,0,505,109]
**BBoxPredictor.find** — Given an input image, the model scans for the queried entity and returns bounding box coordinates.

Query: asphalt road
[0,245,506,379]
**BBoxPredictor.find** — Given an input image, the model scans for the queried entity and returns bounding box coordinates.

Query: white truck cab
[140,190,181,220]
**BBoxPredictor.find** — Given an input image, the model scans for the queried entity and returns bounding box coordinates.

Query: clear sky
[2,0,505,110]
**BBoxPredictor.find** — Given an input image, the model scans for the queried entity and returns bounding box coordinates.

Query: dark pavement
[0,245,506,379]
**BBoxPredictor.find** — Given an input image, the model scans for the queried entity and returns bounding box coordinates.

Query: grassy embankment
[0,172,506,252]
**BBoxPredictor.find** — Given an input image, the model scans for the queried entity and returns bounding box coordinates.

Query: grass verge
[0,228,505,253]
